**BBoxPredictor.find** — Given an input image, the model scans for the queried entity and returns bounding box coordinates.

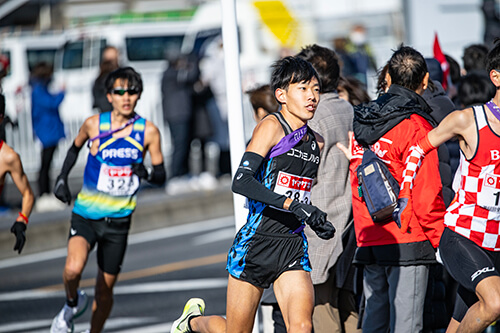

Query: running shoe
[50,290,89,333]
[170,298,205,333]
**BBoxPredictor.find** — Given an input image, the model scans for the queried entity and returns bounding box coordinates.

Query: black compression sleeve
[149,163,166,185]
[60,142,82,178]
[231,151,287,209]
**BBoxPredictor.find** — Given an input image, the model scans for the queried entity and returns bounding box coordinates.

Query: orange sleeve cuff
[418,135,436,154]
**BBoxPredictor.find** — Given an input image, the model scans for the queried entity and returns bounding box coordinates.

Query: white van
[181,0,281,92]
[0,32,66,119]
[53,20,190,122]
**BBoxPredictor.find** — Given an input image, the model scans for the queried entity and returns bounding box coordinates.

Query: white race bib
[478,173,500,212]
[96,164,139,196]
[274,171,313,205]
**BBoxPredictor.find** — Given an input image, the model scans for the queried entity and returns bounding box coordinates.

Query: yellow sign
[253,0,302,48]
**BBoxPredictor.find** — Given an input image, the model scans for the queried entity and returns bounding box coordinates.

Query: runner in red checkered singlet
[394,40,500,333]
[445,104,500,250]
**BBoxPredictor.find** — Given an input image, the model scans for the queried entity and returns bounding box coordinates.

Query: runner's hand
[289,201,325,223]
[309,217,336,240]
[53,175,71,204]
[10,221,26,254]
[288,201,335,239]
[131,163,150,180]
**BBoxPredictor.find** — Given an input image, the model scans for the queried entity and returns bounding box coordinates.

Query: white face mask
[350,31,366,46]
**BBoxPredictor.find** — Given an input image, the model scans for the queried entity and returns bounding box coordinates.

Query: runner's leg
[90,268,118,333]
[274,270,314,333]
[456,276,500,333]
[63,236,90,301]
[191,275,263,333]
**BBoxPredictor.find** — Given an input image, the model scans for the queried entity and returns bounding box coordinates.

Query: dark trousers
[168,119,192,178]
[39,145,57,196]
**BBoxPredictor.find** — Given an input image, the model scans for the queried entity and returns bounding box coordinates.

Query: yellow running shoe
[170,298,206,333]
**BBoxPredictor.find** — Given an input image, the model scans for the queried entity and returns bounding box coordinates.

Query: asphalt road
[0,215,236,333]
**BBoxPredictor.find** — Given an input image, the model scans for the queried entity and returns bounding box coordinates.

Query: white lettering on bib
[97,164,139,196]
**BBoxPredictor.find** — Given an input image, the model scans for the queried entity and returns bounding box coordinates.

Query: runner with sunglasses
[50,67,165,333]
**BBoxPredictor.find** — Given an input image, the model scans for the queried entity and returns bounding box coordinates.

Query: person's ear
[490,69,500,89]
[385,72,392,91]
[422,72,429,90]
[107,92,112,103]
[275,88,286,104]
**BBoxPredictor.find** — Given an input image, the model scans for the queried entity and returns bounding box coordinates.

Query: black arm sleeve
[59,142,82,178]
[149,163,166,185]
[231,151,287,209]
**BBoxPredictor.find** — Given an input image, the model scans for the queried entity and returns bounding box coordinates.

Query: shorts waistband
[103,216,131,228]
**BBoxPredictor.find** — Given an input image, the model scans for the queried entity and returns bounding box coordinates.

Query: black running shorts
[230,230,308,289]
[70,212,131,275]
[439,227,500,321]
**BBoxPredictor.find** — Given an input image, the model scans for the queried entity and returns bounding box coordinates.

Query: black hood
[353,84,436,147]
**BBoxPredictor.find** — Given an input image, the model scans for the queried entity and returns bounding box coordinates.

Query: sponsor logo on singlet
[287,148,319,164]
[102,147,139,160]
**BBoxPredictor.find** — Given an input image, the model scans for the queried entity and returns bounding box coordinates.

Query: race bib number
[478,173,500,212]
[97,164,139,196]
[274,171,312,204]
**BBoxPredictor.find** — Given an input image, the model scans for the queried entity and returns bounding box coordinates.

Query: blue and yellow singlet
[73,112,145,219]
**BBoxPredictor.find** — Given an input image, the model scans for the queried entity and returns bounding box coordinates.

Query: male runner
[0,93,34,254]
[50,67,165,333]
[171,56,335,333]
[395,39,500,333]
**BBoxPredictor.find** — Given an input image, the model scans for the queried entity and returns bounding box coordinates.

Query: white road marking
[0,278,228,301]
[192,227,235,245]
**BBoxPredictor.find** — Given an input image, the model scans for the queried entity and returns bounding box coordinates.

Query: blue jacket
[31,80,65,148]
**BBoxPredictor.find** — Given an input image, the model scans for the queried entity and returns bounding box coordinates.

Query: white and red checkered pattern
[400,144,425,195]
[445,105,500,251]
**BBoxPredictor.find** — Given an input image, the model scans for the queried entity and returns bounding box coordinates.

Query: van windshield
[62,41,84,69]
[126,35,184,61]
[27,49,57,72]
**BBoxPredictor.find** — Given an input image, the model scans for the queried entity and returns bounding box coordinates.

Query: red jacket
[350,114,445,249]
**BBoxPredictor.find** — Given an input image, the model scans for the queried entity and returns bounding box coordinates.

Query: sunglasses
[111,87,139,96]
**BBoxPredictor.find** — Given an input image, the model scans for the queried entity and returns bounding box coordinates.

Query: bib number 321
[97,164,139,196]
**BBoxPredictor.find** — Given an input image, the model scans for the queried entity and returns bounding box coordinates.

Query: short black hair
[388,45,428,92]
[270,56,321,101]
[458,72,496,107]
[445,54,461,85]
[463,44,489,72]
[486,38,500,73]
[105,66,143,93]
[296,44,340,93]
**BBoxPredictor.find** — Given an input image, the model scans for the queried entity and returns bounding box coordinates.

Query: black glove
[289,201,336,240]
[289,200,325,223]
[309,217,336,240]
[131,163,150,181]
[11,221,26,254]
[54,175,71,204]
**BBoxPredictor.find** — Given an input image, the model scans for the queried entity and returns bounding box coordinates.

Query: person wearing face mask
[344,25,377,87]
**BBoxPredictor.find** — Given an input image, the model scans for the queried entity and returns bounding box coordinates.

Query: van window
[27,49,57,71]
[126,35,184,61]
[192,28,222,57]
[62,40,84,69]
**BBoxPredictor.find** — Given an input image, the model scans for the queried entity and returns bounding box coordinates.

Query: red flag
[433,32,449,90]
